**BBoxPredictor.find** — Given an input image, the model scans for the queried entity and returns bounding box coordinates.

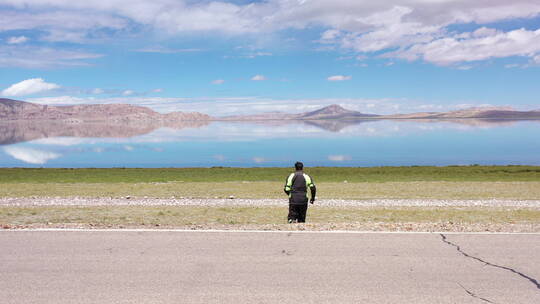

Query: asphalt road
[1,230,539,304]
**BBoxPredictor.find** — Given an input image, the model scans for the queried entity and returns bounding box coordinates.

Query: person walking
[284,161,316,223]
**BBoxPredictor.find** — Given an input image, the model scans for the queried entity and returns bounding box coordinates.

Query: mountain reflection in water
[0,119,539,167]
[0,120,210,145]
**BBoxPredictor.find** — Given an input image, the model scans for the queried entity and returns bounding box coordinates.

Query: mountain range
[383,107,540,120]
[1,98,539,121]
[220,104,540,120]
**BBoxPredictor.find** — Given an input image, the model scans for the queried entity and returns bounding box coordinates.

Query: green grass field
[2,181,540,199]
[2,165,540,183]
[1,166,540,199]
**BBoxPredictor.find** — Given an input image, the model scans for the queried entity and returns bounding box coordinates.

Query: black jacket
[284,171,316,205]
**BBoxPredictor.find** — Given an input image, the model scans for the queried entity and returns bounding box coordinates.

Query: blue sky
[1,0,540,115]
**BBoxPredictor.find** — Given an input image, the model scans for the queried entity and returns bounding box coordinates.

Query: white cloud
[122,90,134,96]
[251,75,267,81]
[243,52,273,59]
[337,6,443,53]
[253,157,267,163]
[6,35,28,44]
[392,28,540,66]
[224,51,274,59]
[135,47,202,53]
[91,88,104,94]
[152,88,163,93]
[471,27,500,38]
[504,64,521,69]
[27,95,88,105]
[328,155,351,162]
[310,3,540,65]
[40,30,89,43]
[32,137,84,146]
[212,79,225,85]
[1,78,60,97]
[213,154,225,161]
[320,29,341,41]
[327,75,351,81]
[1,1,540,66]
[3,146,61,164]
[0,45,103,68]
[0,10,128,43]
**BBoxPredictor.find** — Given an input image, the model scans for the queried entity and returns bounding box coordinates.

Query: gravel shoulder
[5,222,539,233]
[1,197,539,207]
[2,198,538,233]
[3,181,540,200]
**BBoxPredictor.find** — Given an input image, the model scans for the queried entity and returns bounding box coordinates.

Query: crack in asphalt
[457,283,495,303]
[440,234,540,291]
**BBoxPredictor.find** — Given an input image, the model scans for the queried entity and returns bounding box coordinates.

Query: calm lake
[0,119,539,167]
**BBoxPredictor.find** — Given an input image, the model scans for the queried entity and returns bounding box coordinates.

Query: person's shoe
[288,219,293,224]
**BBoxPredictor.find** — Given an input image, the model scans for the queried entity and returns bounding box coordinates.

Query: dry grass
[2,181,540,199]
[1,206,539,228]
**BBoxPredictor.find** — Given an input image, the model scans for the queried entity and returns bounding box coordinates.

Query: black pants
[288,204,308,223]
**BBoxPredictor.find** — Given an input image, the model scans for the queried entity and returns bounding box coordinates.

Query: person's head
[294,161,304,171]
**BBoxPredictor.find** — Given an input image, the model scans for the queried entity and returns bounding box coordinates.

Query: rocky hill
[298,104,379,119]
[218,104,379,120]
[0,98,210,121]
[384,107,540,119]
